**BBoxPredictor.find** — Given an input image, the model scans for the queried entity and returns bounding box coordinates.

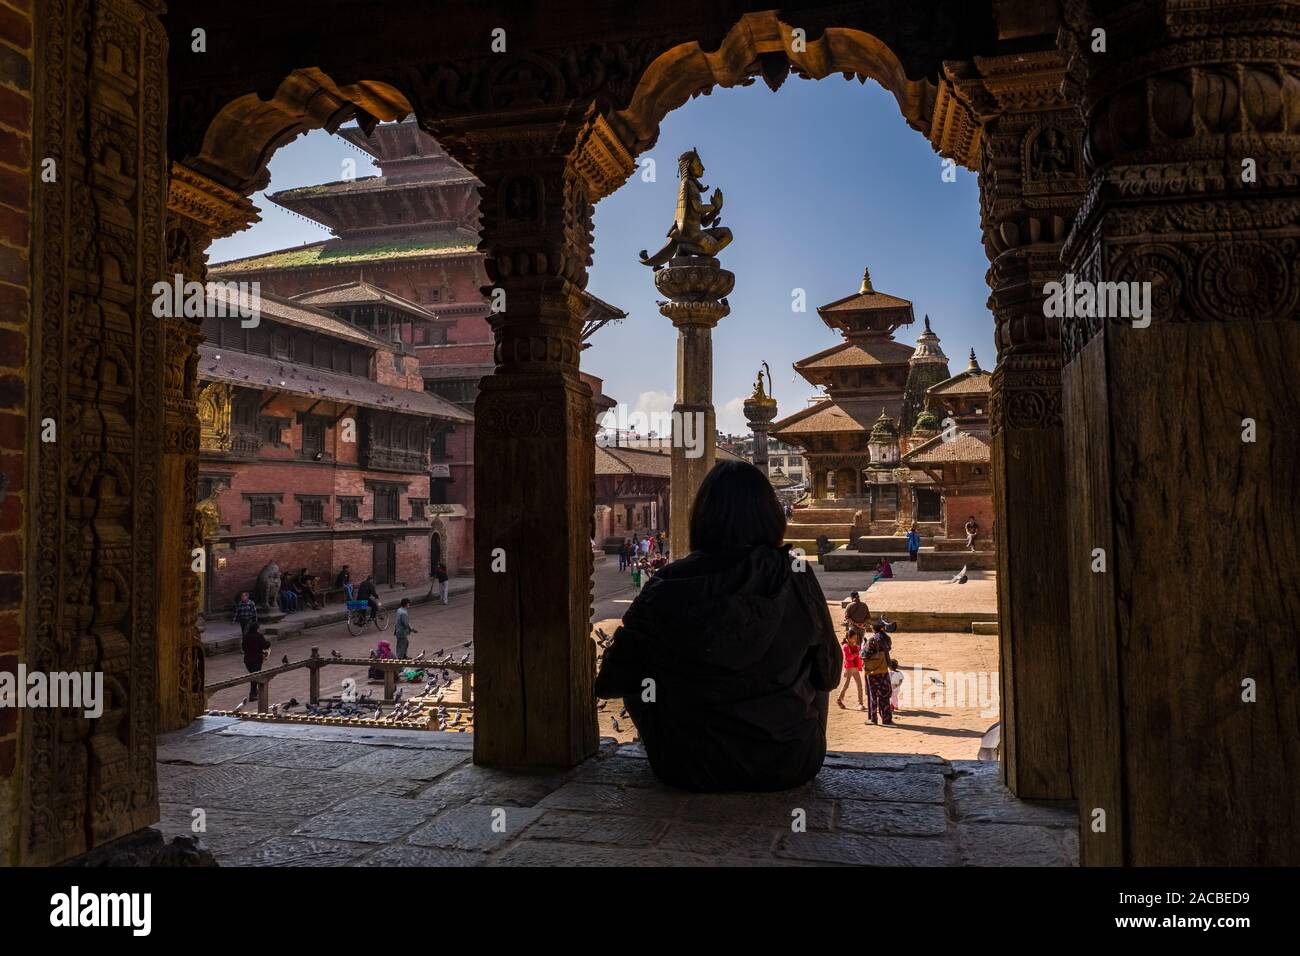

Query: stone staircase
[783,501,858,555]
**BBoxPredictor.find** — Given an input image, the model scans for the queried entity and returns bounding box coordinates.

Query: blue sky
[209,76,993,435]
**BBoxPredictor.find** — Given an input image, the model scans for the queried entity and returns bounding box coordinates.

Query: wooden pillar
[21,0,169,864]
[937,54,1086,799]
[158,166,258,732]
[431,110,634,767]
[1059,2,1300,865]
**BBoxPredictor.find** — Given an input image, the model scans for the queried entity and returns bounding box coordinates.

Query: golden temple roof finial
[860,267,873,294]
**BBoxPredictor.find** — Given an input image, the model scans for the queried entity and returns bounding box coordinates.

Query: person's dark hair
[688,460,786,553]
[400,598,411,608]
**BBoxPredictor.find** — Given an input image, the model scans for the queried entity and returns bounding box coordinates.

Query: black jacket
[595,544,840,792]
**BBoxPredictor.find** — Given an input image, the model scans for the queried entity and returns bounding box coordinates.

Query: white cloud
[632,390,675,421]
[717,396,748,435]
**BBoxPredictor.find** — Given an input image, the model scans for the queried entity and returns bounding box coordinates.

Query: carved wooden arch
[605,11,949,185]
[183,68,415,195]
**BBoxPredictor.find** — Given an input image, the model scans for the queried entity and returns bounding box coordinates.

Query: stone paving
[157,717,1078,866]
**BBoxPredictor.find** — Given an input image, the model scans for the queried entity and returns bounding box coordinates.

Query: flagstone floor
[155,717,1078,866]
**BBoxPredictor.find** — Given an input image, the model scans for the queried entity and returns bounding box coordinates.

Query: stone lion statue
[254,561,281,611]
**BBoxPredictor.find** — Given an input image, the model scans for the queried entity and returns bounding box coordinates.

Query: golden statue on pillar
[749,361,775,404]
[639,148,733,269]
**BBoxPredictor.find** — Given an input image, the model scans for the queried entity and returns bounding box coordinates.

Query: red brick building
[209,119,624,572]
[195,286,472,612]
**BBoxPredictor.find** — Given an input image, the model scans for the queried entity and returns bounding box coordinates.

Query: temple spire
[860,267,873,294]
[968,347,980,371]
[923,313,932,333]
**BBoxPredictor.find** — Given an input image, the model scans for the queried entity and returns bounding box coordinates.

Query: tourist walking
[596,460,841,792]
[232,591,259,637]
[842,590,871,636]
[862,627,894,725]
[241,623,270,704]
[434,561,449,605]
[906,524,920,563]
[394,597,417,658]
[836,629,866,711]
[965,516,980,552]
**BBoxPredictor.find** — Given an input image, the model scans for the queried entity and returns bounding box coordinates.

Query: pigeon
[234,698,247,711]
[460,641,472,648]
[611,716,622,733]
[394,687,404,701]
[414,650,426,661]
[459,652,471,665]
[281,655,289,665]
[597,700,607,711]
[331,649,342,659]
[948,565,969,585]
[618,707,628,719]
[929,675,945,687]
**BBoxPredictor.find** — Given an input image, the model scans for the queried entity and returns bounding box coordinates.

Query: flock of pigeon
[220,640,477,730]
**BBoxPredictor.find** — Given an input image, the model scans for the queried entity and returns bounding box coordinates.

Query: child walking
[836,629,866,711]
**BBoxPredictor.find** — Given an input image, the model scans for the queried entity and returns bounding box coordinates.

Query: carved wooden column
[431,110,634,767]
[23,0,168,863]
[1058,0,1300,866]
[158,165,257,732]
[938,54,1086,799]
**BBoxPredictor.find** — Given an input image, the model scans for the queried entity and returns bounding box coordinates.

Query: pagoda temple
[772,268,993,561]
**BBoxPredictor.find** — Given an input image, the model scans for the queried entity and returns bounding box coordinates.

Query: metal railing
[204,645,473,718]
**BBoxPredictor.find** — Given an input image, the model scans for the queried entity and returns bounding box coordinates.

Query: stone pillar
[432,111,634,767]
[158,166,258,732]
[745,393,778,477]
[938,53,1086,799]
[1058,1,1300,865]
[655,260,733,557]
[22,0,169,864]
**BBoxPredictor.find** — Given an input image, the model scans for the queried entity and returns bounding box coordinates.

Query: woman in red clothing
[836,628,866,711]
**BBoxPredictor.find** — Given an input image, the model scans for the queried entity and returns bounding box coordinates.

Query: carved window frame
[243,493,283,527]
[295,494,329,527]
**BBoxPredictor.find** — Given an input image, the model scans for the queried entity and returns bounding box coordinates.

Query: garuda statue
[639,148,733,269]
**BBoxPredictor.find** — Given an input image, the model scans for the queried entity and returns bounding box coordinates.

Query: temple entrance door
[373,538,396,587]
[429,532,442,575]
[916,488,942,523]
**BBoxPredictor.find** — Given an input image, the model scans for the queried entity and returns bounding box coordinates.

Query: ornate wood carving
[25,0,169,864]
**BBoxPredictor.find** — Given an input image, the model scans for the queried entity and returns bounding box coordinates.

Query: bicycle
[345,599,390,636]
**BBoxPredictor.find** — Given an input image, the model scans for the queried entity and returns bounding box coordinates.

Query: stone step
[784,538,849,555]
[917,549,997,571]
[932,538,991,552]
[785,522,855,538]
[793,507,858,522]
[821,549,913,571]
[852,536,910,552]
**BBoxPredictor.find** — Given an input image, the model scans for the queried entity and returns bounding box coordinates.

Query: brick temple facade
[195,286,472,612]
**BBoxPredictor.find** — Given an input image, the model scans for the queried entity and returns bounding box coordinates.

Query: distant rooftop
[210,230,480,275]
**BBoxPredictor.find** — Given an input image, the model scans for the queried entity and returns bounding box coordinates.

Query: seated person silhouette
[595,461,841,792]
